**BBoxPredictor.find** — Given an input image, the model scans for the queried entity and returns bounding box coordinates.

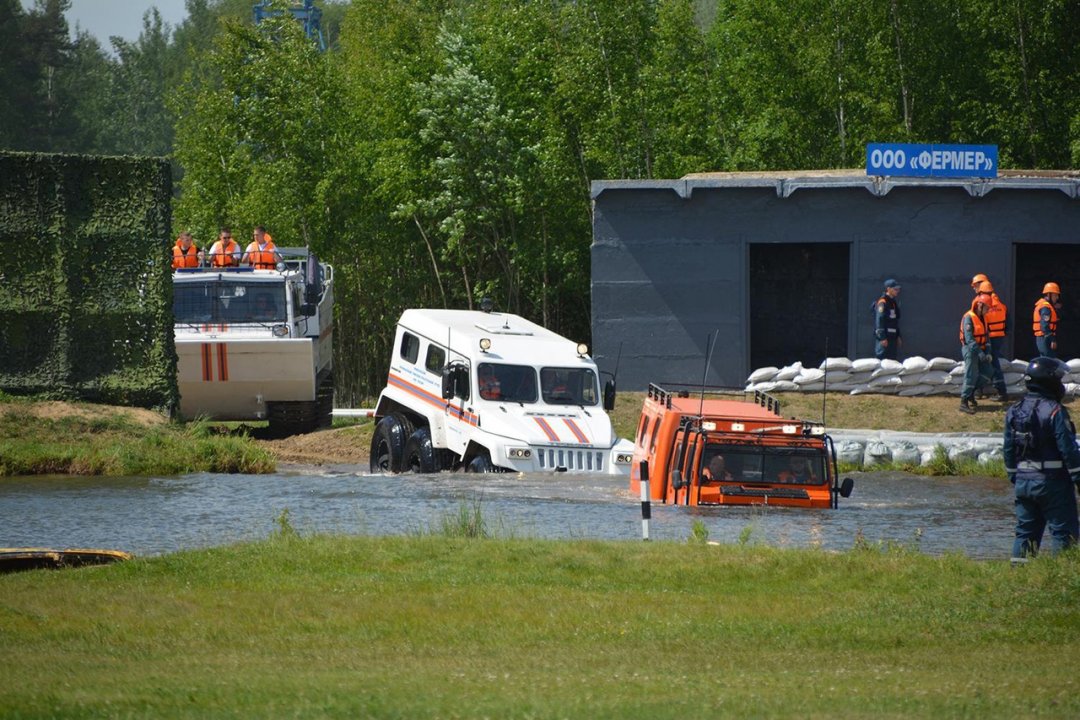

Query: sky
[21,0,191,44]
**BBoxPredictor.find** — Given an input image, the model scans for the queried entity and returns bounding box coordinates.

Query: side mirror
[603,379,616,412]
[670,468,683,490]
[839,477,854,498]
[304,253,323,307]
[441,368,454,400]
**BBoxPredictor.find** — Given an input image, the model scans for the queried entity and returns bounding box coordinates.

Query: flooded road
[0,468,1016,559]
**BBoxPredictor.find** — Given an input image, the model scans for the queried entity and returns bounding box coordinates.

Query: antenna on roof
[698,330,719,421]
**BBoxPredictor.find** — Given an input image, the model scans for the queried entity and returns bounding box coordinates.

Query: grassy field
[1,532,1078,718]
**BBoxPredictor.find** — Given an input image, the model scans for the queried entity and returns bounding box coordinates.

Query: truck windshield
[174,281,286,324]
[476,363,538,404]
[702,445,826,486]
[540,367,599,406]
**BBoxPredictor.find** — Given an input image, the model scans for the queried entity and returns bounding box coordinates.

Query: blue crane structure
[252,0,326,52]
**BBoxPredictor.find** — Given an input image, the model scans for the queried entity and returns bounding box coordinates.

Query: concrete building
[591,170,1080,390]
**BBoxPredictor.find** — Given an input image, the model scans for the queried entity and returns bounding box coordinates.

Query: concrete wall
[591,173,1080,391]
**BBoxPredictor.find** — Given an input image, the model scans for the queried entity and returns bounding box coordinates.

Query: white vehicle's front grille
[536,447,604,472]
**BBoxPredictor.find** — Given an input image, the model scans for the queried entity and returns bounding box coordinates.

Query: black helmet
[1024,356,1068,400]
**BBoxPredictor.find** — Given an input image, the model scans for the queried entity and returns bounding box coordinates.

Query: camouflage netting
[0,152,177,411]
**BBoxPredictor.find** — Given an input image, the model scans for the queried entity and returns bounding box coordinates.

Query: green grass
[1,534,1077,718]
[0,406,274,476]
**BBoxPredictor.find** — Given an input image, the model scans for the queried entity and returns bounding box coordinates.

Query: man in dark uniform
[873,278,902,360]
[1033,282,1061,359]
[1003,356,1080,560]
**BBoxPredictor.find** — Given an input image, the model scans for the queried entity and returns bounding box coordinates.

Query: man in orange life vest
[208,227,241,267]
[242,225,281,269]
[1033,282,1061,359]
[171,231,202,269]
[959,293,993,414]
[971,274,1009,401]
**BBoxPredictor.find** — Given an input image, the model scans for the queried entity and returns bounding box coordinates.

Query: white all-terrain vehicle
[172,249,333,436]
[370,305,633,475]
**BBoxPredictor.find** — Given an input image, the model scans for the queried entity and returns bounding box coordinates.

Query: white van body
[172,249,333,435]
[371,308,633,475]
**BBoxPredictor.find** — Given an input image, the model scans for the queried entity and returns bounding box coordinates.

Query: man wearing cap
[971,274,1009,401]
[959,293,993,414]
[873,279,902,360]
[1033,282,1061,358]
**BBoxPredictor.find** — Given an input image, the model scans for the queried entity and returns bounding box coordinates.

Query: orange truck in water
[630,384,854,508]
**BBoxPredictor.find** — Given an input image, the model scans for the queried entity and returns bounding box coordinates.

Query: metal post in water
[639,460,651,541]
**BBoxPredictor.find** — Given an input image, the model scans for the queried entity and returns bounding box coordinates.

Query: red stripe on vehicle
[387,372,477,426]
[201,344,212,381]
[534,417,559,442]
[563,418,589,444]
[217,343,228,381]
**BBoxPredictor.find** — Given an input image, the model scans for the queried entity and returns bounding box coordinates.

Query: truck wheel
[403,427,439,473]
[369,414,414,473]
[464,451,494,474]
[315,372,334,429]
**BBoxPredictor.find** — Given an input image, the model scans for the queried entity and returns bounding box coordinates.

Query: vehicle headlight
[508,447,532,459]
[272,325,289,337]
[615,453,633,464]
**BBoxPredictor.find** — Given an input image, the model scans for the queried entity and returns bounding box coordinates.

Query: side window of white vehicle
[400,332,420,364]
[425,345,445,375]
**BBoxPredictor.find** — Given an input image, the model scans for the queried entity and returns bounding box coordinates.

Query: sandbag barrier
[826,429,1004,469]
[745,356,1080,398]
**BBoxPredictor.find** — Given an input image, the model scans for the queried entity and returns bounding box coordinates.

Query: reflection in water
[0,469,1016,559]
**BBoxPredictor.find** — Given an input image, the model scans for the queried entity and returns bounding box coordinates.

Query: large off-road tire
[464,451,495,474]
[403,427,439,474]
[315,371,334,429]
[267,401,315,438]
[369,413,415,473]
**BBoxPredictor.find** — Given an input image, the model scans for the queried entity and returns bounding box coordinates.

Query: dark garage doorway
[1014,243,1080,361]
[749,243,850,370]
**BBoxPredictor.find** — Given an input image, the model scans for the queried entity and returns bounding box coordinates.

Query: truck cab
[370,306,634,475]
[171,248,333,436]
[630,384,853,508]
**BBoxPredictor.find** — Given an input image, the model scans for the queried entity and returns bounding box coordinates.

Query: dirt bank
[255,425,371,466]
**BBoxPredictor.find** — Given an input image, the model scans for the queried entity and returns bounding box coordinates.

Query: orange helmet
[976,280,994,294]
[971,273,989,288]
[1043,282,1061,295]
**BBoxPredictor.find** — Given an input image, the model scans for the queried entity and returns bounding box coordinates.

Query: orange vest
[245,240,278,269]
[1033,298,1058,336]
[210,239,240,267]
[984,293,1007,338]
[960,310,988,347]
[172,241,199,269]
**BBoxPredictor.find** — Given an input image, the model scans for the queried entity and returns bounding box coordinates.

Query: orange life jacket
[172,241,199,269]
[1032,297,1058,336]
[984,293,1007,338]
[960,310,988,348]
[245,240,278,270]
[210,239,240,267]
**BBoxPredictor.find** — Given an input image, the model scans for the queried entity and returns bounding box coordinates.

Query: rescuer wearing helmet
[1003,356,1080,559]
[971,275,1009,401]
[958,293,993,414]
[1033,282,1061,358]
[873,279,902,360]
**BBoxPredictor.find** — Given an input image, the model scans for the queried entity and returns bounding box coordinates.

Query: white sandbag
[1066,383,1080,396]
[948,442,980,462]
[774,362,803,381]
[891,441,921,466]
[897,373,929,387]
[927,357,957,371]
[918,370,952,385]
[978,447,1004,465]
[772,380,799,392]
[1005,372,1025,385]
[748,366,779,383]
[851,358,880,373]
[836,440,865,466]
[798,382,825,393]
[898,384,934,396]
[949,365,967,376]
[795,368,825,384]
[880,358,903,373]
[1067,359,1080,373]
[868,375,903,388]
[847,371,875,385]
[820,357,853,371]
[900,356,930,375]
[1010,359,1030,372]
[824,370,851,384]
[749,381,778,393]
[864,440,892,466]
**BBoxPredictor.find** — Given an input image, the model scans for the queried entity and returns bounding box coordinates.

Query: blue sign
[866,143,997,178]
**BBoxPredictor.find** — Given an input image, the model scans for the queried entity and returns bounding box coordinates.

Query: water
[0,467,1017,559]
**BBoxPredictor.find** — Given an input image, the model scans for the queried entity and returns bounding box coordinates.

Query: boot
[959,397,976,414]
[995,388,1009,402]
